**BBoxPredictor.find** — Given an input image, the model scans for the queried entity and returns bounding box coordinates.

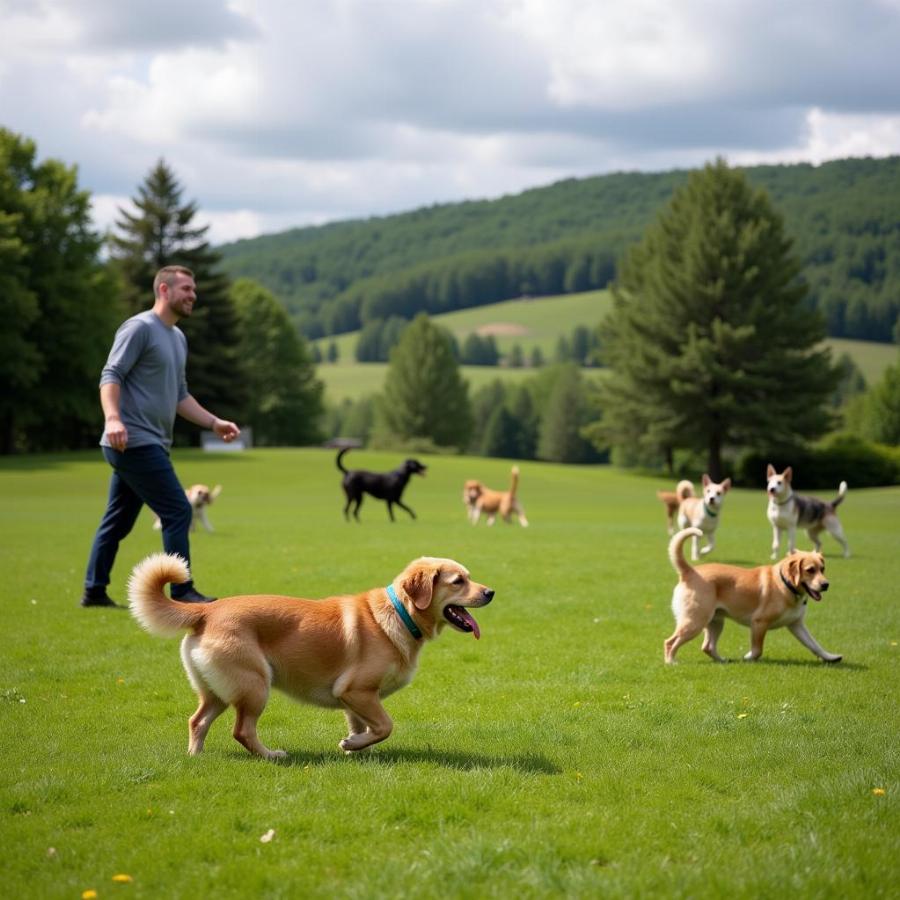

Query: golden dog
[128,554,494,760]
[664,527,841,664]
[656,479,694,535]
[463,465,529,526]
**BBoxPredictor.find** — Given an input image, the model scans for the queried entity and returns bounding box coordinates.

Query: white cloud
[4,0,900,245]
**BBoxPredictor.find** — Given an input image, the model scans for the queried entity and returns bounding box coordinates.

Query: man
[81,265,241,607]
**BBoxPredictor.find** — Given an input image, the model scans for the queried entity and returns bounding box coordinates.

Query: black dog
[336,448,427,522]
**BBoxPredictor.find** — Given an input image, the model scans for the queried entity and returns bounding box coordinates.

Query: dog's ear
[402,561,440,610]
[786,554,803,589]
[722,478,732,492]
[766,463,775,479]
[702,473,711,486]
[784,467,793,483]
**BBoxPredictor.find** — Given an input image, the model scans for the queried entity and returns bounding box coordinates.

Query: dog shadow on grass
[232,746,560,773]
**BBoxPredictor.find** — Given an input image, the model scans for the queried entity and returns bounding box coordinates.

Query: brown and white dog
[657,480,694,535]
[128,553,494,760]
[676,474,731,560]
[664,527,842,664]
[766,465,849,559]
[153,484,222,533]
[463,466,529,527]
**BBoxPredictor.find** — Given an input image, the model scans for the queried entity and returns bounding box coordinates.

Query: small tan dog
[664,527,842,664]
[676,474,731,560]
[128,553,494,760]
[153,484,222,533]
[656,480,694,535]
[463,466,529,527]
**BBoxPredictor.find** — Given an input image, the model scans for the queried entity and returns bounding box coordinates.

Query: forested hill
[218,156,900,343]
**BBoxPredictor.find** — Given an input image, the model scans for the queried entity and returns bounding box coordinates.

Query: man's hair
[153,265,195,297]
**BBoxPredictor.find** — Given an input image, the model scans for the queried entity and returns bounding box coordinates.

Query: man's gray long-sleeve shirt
[99,310,189,450]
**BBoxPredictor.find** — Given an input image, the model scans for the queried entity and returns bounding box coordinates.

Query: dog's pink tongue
[460,609,481,639]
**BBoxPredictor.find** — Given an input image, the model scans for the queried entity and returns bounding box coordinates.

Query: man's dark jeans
[84,444,195,598]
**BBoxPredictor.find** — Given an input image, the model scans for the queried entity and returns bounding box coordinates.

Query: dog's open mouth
[443,605,481,639]
[803,584,822,602]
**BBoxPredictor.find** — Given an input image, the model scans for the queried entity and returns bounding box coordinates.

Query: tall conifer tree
[108,160,249,441]
[379,313,472,450]
[586,159,839,478]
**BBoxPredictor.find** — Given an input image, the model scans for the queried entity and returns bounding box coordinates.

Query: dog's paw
[742,652,761,662]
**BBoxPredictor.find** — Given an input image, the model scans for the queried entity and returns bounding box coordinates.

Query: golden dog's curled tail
[669,528,702,578]
[676,480,694,502]
[508,465,519,499]
[128,553,207,638]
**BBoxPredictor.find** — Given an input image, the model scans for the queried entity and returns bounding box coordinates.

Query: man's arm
[101,382,129,450]
[176,395,241,442]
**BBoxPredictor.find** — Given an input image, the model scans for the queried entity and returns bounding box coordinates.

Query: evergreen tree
[230,278,324,445]
[481,405,525,458]
[327,340,339,363]
[509,385,539,459]
[536,363,594,463]
[529,346,545,368]
[108,160,249,442]
[586,159,839,478]
[508,344,524,368]
[380,313,472,450]
[0,129,122,452]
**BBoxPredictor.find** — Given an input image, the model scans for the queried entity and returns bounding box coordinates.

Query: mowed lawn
[1,449,898,898]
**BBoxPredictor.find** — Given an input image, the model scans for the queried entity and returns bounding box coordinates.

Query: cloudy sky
[3,0,900,245]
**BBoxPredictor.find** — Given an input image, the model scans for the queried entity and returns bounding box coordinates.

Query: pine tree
[380,313,472,450]
[108,160,249,440]
[586,159,839,478]
[536,364,593,463]
[230,278,324,445]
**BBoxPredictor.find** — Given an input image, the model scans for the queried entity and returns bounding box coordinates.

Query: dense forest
[219,156,900,343]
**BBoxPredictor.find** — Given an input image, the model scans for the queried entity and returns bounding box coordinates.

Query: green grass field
[314,291,898,403]
[2,449,898,898]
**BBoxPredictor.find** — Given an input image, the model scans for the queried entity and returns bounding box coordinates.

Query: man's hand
[212,419,241,443]
[105,416,128,451]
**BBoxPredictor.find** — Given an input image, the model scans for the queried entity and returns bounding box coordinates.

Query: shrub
[736,434,900,489]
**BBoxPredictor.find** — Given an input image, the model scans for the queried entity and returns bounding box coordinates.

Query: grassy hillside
[313,291,897,403]
[1,449,897,898]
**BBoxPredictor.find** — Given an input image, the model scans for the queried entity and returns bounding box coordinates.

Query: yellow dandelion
[82,891,98,899]
[737,713,749,719]
[112,874,133,883]
[872,788,886,796]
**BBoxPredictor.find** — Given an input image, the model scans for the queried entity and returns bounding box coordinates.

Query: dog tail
[831,481,848,509]
[508,465,519,499]
[669,528,702,579]
[676,480,694,501]
[210,484,222,501]
[336,447,351,473]
[128,553,207,638]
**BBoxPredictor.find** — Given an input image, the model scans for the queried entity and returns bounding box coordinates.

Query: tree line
[3,129,897,482]
[219,156,900,344]
[1,129,323,453]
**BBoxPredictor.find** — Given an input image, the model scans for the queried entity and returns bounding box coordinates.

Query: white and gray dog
[766,465,849,558]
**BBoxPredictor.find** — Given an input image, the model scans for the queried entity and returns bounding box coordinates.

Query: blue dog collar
[387,584,422,640]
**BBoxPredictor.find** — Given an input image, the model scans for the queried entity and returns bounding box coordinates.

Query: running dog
[128,553,494,760]
[153,484,222,533]
[656,480,694,535]
[664,527,842,664]
[676,474,731,560]
[463,466,529,527]
[336,448,426,522]
[766,464,849,558]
